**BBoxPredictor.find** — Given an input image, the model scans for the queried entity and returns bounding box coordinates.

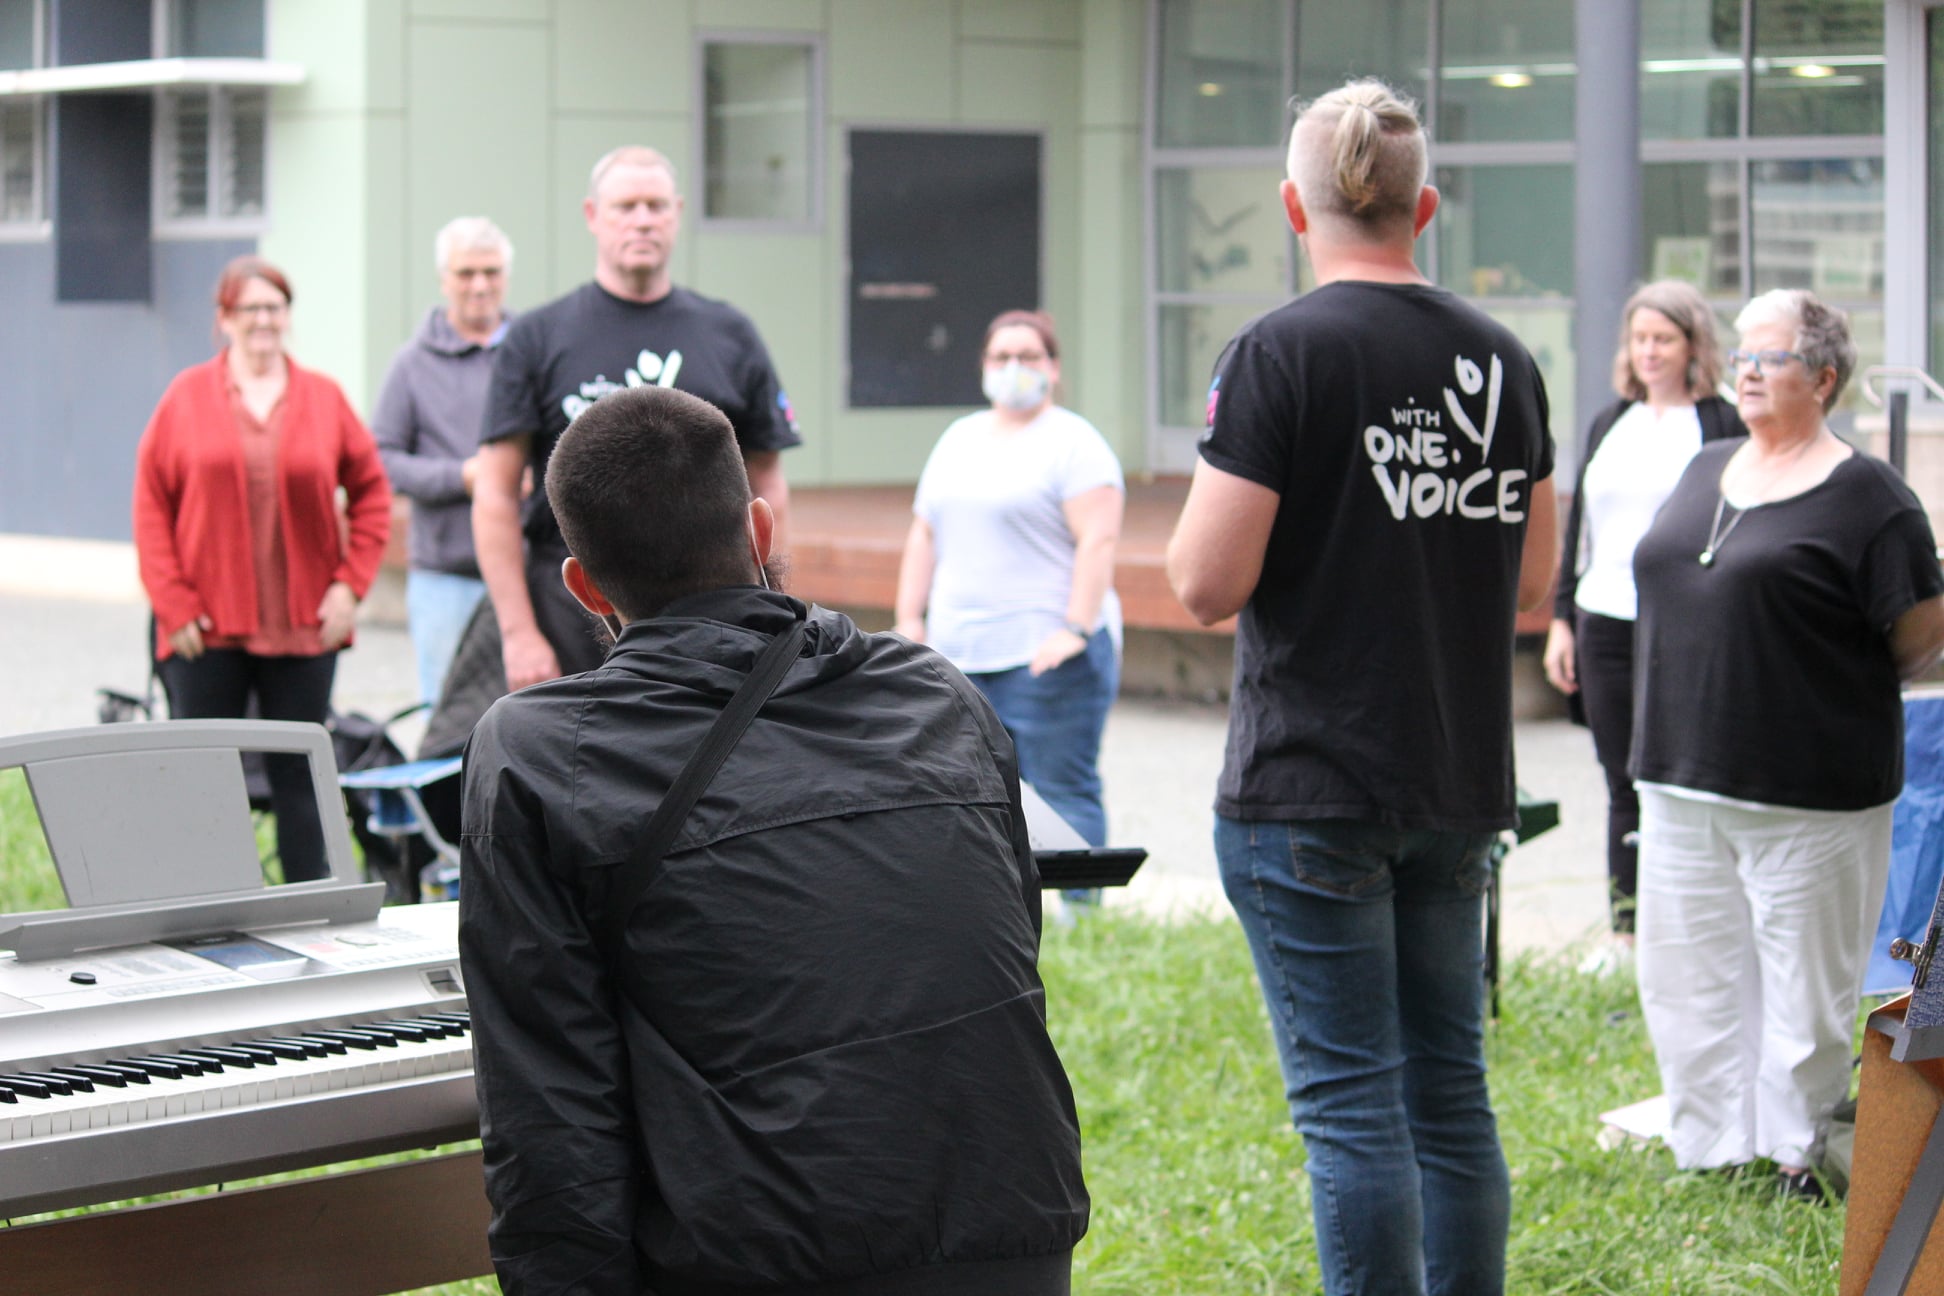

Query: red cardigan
[133,353,392,660]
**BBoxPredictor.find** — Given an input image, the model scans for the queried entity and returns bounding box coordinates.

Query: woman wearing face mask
[133,255,391,883]
[895,310,1126,902]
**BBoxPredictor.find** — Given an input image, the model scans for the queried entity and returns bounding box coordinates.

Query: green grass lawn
[1,770,1849,1294]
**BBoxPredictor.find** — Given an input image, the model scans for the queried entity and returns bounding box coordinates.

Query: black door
[847,129,1041,408]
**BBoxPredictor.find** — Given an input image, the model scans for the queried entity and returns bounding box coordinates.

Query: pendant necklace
[1698,497,1740,567]
[1698,434,1820,567]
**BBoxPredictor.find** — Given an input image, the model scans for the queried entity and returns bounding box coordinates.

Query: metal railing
[1860,367,1944,477]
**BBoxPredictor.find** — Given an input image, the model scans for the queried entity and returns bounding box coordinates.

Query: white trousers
[1635,786,1893,1169]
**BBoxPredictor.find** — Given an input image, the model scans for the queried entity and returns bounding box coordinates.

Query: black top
[1198,281,1555,831]
[1553,394,1747,622]
[460,589,1087,1295]
[1631,440,1944,810]
[482,282,802,548]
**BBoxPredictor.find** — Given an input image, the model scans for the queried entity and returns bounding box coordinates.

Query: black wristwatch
[1064,620,1091,638]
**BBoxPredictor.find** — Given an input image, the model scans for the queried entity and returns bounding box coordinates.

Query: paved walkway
[0,563,1614,958]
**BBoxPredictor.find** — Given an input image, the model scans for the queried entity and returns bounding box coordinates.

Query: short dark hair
[545,386,757,620]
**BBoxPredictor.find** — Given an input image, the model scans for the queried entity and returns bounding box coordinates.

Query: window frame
[0,0,48,239]
[150,0,270,239]
[692,29,825,234]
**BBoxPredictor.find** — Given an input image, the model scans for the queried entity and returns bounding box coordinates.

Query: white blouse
[1573,401,1705,621]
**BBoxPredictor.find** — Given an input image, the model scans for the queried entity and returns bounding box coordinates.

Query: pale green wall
[262,0,1149,485]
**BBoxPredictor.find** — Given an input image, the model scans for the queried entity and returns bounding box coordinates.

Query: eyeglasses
[229,302,288,319]
[985,351,1049,365]
[1727,348,1806,376]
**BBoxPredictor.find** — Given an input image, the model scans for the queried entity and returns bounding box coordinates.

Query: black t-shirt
[1630,440,1944,810]
[483,282,803,547]
[1199,281,1555,831]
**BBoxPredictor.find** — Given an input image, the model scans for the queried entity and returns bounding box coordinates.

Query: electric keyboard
[0,901,473,1220]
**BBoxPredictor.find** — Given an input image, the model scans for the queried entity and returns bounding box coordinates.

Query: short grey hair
[1734,289,1856,413]
[1285,79,1427,237]
[587,145,678,200]
[434,216,513,275]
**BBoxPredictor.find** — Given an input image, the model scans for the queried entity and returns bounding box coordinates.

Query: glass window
[1292,0,1429,108]
[168,0,264,58]
[1155,0,1283,149]
[1434,164,1573,298]
[1750,0,1882,136]
[1437,0,1573,142]
[0,0,36,70]
[1930,11,1944,381]
[1155,166,1289,296]
[159,87,265,226]
[1641,161,1741,298]
[1157,300,1272,429]
[702,40,815,225]
[1640,0,1740,139]
[1749,157,1883,301]
[0,99,38,223]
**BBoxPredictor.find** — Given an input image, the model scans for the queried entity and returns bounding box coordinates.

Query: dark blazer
[1553,394,1748,623]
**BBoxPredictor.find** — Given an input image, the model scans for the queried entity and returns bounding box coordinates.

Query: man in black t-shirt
[474,145,802,689]
[1167,80,1557,1296]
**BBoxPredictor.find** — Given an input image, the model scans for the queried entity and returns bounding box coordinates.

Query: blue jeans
[406,569,487,706]
[1216,816,1509,1296]
[969,628,1118,901]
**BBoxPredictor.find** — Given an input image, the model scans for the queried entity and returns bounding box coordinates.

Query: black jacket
[1553,394,1748,622]
[459,588,1089,1296]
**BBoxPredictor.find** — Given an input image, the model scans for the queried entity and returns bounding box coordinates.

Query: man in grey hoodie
[372,216,515,705]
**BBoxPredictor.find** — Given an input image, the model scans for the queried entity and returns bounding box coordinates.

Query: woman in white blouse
[895,310,1125,900]
[1543,280,1746,962]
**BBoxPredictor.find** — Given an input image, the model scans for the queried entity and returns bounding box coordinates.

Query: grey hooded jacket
[370,306,511,576]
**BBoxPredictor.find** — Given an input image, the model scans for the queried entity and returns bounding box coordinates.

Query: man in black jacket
[459,385,1089,1296]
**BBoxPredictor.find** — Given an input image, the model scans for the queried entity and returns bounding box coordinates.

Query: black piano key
[422,1011,470,1029]
[367,1020,437,1042]
[148,1053,212,1076]
[51,1065,126,1089]
[0,1085,14,1103]
[220,1043,280,1065]
[284,1034,349,1055]
[78,1061,151,1085]
[18,1071,82,1095]
[314,1028,397,1049]
[178,1049,246,1071]
[398,1017,466,1038]
[244,1038,317,1061]
[121,1057,190,1080]
[0,1074,59,1098]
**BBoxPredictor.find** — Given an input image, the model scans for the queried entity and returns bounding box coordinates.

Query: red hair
[982,309,1060,362]
[214,255,293,314]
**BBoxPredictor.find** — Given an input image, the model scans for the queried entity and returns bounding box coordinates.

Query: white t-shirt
[1573,402,1705,621]
[914,405,1125,673]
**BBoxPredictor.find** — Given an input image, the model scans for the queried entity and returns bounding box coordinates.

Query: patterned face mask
[982,361,1051,413]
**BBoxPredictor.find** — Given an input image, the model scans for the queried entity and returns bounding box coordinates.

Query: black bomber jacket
[459,587,1089,1296]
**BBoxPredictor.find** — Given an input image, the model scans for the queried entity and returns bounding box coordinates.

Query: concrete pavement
[0,549,1614,958]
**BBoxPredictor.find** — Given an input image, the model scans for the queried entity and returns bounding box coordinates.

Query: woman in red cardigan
[133,256,391,882]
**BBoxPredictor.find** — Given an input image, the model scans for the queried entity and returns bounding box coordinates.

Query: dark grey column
[1572,0,1642,449]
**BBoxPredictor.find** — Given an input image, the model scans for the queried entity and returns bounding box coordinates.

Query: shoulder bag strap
[596,616,808,962]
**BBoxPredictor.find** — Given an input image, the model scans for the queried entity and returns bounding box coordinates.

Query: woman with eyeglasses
[1629,289,1944,1198]
[1543,281,1746,971]
[894,310,1125,906]
[133,255,391,883]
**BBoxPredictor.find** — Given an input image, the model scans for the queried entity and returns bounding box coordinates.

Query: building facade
[1,0,1939,541]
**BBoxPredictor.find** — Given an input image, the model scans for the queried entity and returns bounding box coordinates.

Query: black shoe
[1776,1167,1829,1204]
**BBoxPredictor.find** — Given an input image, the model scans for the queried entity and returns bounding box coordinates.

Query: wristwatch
[1064,620,1092,638]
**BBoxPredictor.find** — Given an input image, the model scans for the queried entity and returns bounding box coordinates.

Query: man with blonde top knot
[1169,79,1557,1295]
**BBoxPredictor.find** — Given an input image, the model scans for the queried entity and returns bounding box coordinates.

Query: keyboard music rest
[1021,780,1148,890]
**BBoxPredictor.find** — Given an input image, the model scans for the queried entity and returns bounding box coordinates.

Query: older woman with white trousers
[1629,289,1944,1197]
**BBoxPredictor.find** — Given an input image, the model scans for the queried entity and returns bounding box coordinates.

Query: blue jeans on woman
[1216,816,1509,1296]
[968,627,1118,901]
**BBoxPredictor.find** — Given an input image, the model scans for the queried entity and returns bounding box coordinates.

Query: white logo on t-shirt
[1363,352,1529,524]
[560,348,686,421]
